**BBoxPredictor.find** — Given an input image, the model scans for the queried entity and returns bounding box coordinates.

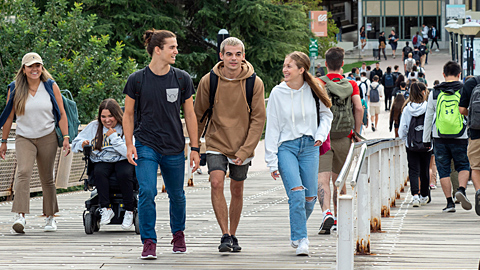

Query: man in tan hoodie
[194,37,266,253]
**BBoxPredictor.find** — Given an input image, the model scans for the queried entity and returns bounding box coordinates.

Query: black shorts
[206,153,250,181]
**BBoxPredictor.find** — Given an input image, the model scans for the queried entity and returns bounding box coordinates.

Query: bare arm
[52,83,70,155]
[183,96,200,172]
[352,94,363,141]
[123,95,137,166]
[0,106,15,159]
[459,106,468,116]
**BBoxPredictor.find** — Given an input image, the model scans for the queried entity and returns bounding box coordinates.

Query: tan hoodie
[194,60,266,162]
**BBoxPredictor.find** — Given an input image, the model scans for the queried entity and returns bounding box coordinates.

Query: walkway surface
[1,52,480,269]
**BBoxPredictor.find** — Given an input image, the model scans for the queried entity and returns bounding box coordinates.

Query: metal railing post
[394,145,401,199]
[337,195,354,270]
[369,151,381,232]
[389,147,396,207]
[380,149,391,217]
[356,156,370,254]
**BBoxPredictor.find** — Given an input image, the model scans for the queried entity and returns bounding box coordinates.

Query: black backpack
[370,84,380,102]
[468,76,480,129]
[358,80,367,99]
[407,110,428,152]
[132,67,188,128]
[199,70,256,137]
[412,51,421,61]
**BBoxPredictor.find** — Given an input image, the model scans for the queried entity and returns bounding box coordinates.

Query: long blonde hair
[286,51,332,108]
[13,64,53,116]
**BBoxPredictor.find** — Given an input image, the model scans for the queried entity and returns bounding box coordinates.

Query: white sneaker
[435,49,439,52]
[296,238,309,256]
[12,214,26,233]
[196,168,203,175]
[99,208,115,225]
[420,196,428,206]
[44,216,57,232]
[121,211,134,230]
[290,239,299,248]
[412,196,420,207]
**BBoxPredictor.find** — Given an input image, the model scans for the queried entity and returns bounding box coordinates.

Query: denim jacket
[0,79,61,128]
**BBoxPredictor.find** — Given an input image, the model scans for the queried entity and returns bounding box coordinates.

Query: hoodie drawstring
[291,85,307,125]
[301,87,306,124]
[291,89,295,124]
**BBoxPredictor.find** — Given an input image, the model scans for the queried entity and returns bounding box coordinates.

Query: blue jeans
[277,135,319,241]
[135,141,186,244]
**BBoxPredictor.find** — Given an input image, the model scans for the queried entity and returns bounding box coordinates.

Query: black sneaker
[318,212,334,235]
[231,235,242,252]
[371,124,376,132]
[455,189,472,210]
[218,234,232,252]
[443,203,456,213]
[475,189,480,216]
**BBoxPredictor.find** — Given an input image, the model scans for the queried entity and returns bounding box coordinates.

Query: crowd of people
[3,27,480,262]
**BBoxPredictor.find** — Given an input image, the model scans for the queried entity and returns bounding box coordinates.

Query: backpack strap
[311,90,320,126]
[133,68,146,127]
[245,73,256,113]
[199,70,218,137]
[474,76,480,85]
[171,67,187,96]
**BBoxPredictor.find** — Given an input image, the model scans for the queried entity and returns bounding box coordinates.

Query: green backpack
[435,88,466,138]
[320,76,354,139]
[54,90,80,147]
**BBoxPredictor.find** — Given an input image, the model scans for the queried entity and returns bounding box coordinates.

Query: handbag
[319,134,331,156]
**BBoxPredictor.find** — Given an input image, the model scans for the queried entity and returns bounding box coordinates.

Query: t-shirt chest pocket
[166,88,179,103]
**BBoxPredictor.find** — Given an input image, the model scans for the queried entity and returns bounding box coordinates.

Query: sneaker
[435,49,440,52]
[231,235,242,252]
[121,211,134,230]
[171,231,187,253]
[443,203,456,213]
[318,212,334,235]
[371,124,376,132]
[44,216,57,232]
[218,234,232,252]
[420,196,428,206]
[455,189,472,210]
[141,239,157,259]
[290,239,299,248]
[196,168,203,175]
[331,219,337,232]
[475,189,480,216]
[99,208,115,225]
[296,238,309,256]
[412,196,420,207]
[430,184,437,189]
[12,214,26,234]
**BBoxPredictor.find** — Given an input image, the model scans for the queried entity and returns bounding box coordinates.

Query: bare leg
[210,170,229,235]
[440,177,452,198]
[458,170,470,188]
[375,114,379,128]
[471,170,480,190]
[229,179,244,236]
[318,171,332,211]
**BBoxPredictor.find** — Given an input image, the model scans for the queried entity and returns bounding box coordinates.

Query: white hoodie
[398,101,427,146]
[265,82,333,173]
[72,121,128,163]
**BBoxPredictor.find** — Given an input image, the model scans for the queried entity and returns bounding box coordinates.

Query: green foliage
[0,0,136,123]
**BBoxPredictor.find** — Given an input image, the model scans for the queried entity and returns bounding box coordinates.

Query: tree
[0,0,136,122]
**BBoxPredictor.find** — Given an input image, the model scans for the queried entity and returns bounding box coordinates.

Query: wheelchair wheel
[84,212,95,234]
[134,211,140,235]
[94,219,100,232]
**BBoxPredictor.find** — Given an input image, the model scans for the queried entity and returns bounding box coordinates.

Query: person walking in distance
[368,75,384,131]
[430,25,440,51]
[123,29,200,259]
[360,26,366,52]
[0,52,71,234]
[265,51,333,255]
[378,31,387,60]
[317,47,364,234]
[388,30,399,59]
[382,66,396,111]
[423,61,471,213]
[194,37,266,252]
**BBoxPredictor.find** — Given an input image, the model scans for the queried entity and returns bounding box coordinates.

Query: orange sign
[310,11,328,37]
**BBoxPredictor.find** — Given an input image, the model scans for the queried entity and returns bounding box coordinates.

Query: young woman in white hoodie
[398,82,431,207]
[265,51,333,255]
[72,99,135,229]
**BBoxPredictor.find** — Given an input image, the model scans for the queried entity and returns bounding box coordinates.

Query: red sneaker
[171,231,187,253]
[141,239,157,259]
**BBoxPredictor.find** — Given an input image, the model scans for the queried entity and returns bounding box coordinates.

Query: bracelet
[1,139,7,143]
[63,135,70,139]
[190,147,200,153]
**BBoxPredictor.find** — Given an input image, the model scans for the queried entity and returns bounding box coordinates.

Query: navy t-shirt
[459,76,480,139]
[123,66,195,155]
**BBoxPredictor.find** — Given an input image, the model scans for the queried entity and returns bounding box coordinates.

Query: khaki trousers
[12,131,59,216]
[420,55,426,68]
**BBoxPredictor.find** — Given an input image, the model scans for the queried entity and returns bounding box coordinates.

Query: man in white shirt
[422,24,429,44]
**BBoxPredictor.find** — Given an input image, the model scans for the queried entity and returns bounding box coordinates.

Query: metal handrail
[350,143,367,187]
[335,143,355,188]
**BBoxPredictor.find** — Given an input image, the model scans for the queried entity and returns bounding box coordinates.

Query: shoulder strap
[474,76,480,85]
[171,67,187,95]
[133,68,146,126]
[199,70,218,137]
[311,89,320,126]
[245,73,256,113]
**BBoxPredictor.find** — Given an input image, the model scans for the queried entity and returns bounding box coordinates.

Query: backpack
[359,80,367,99]
[384,73,394,87]
[404,46,413,56]
[54,90,80,147]
[428,29,433,39]
[467,76,480,129]
[320,75,354,139]
[435,88,466,138]
[132,66,188,128]
[199,70,256,137]
[413,35,418,45]
[406,58,415,71]
[369,84,380,102]
[407,110,429,152]
[412,51,421,61]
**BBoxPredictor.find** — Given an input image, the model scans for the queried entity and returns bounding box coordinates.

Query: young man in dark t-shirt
[459,76,480,215]
[123,29,200,259]
[402,41,413,61]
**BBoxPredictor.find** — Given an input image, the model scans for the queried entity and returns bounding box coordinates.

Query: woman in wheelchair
[72,99,135,230]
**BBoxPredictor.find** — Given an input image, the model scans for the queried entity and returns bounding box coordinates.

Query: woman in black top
[360,26,366,51]
[388,30,399,59]
[378,31,387,60]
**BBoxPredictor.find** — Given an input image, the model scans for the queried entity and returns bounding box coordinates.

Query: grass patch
[342,61,378,75]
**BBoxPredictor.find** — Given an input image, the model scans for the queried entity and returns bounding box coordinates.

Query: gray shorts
[206,153,250,181]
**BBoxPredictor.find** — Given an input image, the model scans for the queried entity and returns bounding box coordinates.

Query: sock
[458,186,466,193]
[447,197,454,205]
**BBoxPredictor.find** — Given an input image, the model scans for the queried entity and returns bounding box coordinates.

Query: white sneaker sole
[44,226,57,232]
[296,248,309,256]
[100,213,115,225]
[12,222,25,233]
[455,191,472,210]
[140,255,157,260]
[121,223,133,230]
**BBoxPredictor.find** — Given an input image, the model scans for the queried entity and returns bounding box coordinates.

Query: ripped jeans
[278,135,319,241]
